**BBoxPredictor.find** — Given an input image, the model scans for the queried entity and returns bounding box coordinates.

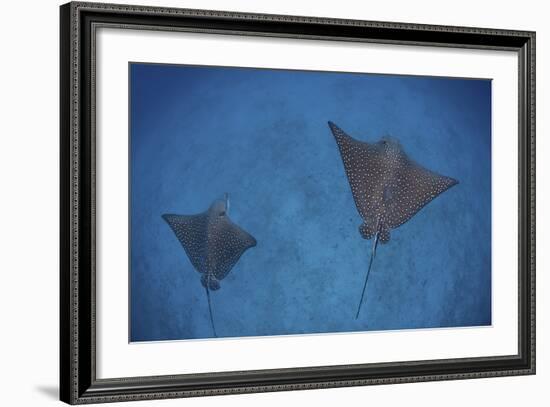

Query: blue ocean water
[129,63,492,342]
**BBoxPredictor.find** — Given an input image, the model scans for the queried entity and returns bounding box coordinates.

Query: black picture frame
[60,1,536,404]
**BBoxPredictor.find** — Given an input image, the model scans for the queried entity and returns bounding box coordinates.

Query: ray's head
[378,135,400,148]
[209,193,229,217]
[376,135,403,158]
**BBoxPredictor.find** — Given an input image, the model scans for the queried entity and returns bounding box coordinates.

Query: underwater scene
[129,62,492,341]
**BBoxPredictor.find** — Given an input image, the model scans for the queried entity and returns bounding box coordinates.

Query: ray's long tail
[205,287,218,337]
[355,231,380,320]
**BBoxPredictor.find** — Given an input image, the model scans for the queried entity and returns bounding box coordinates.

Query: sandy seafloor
[129,63,492,341]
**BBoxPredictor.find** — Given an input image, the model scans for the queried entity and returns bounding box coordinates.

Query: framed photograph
[60,1,536,404]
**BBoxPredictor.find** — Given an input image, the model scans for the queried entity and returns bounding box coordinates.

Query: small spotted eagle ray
[328,121,458,319]
[162,194,257,337]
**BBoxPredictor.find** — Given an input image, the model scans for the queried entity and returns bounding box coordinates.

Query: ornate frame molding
[60,2,535,404]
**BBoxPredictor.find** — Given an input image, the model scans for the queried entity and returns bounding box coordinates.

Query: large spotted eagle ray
[162,194,257,337]
[328,121,458,319]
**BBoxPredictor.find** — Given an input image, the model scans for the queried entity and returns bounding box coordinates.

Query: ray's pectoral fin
[359,222,377,240]
[201,275,221,291]
[359,222,390,243]
[379,228,390,244]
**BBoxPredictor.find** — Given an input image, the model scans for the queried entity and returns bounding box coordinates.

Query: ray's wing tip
[328,121,346,141]
[162,213,182,226]
[440,176,459,193]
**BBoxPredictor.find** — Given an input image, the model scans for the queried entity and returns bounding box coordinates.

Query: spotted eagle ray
[162,194,257,337]
[328,121,458,319]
